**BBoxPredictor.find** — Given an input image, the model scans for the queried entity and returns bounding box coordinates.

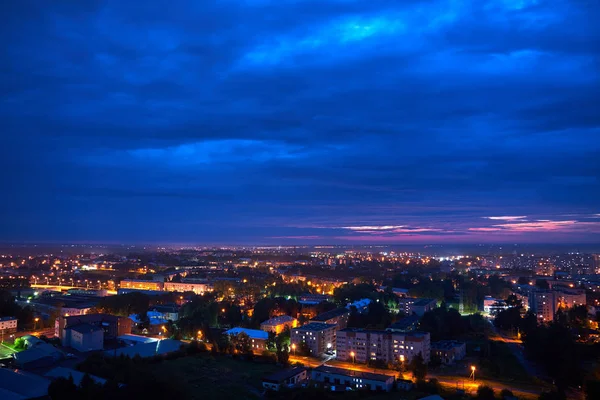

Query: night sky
[1,1,599,245]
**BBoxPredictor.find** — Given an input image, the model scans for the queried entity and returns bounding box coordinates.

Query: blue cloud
[0,0,598,244]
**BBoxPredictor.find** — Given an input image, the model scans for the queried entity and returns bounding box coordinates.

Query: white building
[0,316,18,333]
[163,281,212,295]
[291,322,336,357]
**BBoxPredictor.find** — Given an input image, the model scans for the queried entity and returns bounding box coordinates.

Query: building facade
[336,328,430,365]
[311,365,395,392]
[163,281,212,295]
[119,280,164,291]
[0,316,18,333]
[260,315,298,334]
[56,314,132,345]
[291,322,336,356]
[65,324,104,352]
[431,340,466,364]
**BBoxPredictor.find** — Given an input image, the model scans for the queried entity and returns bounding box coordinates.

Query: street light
[34,317,40,331]
[291,343,296,355]
[350,351,355,364]
[470,365,476,381]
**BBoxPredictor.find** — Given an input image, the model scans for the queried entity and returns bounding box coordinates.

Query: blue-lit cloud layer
[1,0,599,244]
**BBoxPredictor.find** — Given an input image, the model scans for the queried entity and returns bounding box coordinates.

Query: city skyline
[1,1,599,244]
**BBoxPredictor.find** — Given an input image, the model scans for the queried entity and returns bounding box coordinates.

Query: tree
[276,348,290,365]
[476,385,495,400]
[14,337,26,350]
[506,295,522,308]
[266,331,277,351]
[48,376,78,400]
[535,279,550,290]
[409,352,427,381]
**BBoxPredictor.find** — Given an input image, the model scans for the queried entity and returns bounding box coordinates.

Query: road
[488,323,542,378]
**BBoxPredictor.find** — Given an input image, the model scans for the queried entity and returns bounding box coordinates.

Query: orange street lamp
[350,351,355,364]
[291,343,296,355]
[470,365,476,381]
[34,317,40,330]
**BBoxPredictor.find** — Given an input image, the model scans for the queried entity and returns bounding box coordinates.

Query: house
[65,323,104,352]
[431,341,466,364]
[291,323,336,357]
[346,298,372,313]
[129,311,169,335]
[225,327,268,351]
[151,304,180,321]
[13,341,64,369]
[260,315,298,334]
[397,378,414,391]
[262,367,308,391]
[311,365,395,392]
[310,307,349,330]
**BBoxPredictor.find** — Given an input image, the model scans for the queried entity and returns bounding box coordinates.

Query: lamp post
[350,351,355,364]
[34,317,40,331]
[470,365,476,381]
[291,343,296,355]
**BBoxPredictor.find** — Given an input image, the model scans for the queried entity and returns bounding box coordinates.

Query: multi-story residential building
[431,340,466,364]
[310,307,349,330]
[291,322,336,357]
[163,281,212,295]
[529,288,587,323]
[119,279,164,291]
[0,316,17,333]
[396,298,437,316]
[260,315,298,334]
[336,328,430,365]
[409,298,437,316]
[529,290,556,322]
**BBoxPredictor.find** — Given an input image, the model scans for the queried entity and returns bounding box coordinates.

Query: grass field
[0,343,16,359]
[149,355,280,400]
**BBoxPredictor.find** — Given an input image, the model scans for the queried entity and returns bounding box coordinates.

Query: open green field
[150,355,280,400]
[0,343,16,359]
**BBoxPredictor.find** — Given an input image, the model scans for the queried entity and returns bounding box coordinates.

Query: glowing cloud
[484,216,528,221]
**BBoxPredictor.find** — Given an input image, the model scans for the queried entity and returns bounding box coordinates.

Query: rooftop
[69,323,104,334]
[0,369,51,399]
[310,307,349,322]
[0,316,17,322]
[412,298,436,306]
[431,340,466,350]
[45,367,107,386]
[225,327,268,340]
[294,322,336,332]
[261,315,296,326]
[263,366,307,383]
[313,365,394,382]
[106,339,183,358]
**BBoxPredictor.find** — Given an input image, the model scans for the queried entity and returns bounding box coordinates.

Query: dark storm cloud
[1,0,599,244]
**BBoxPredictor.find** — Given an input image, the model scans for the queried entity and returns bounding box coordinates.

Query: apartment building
[336,328,430,365]
[310,307,349,330]
[396,298,437,316]
[291,322,336,356]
